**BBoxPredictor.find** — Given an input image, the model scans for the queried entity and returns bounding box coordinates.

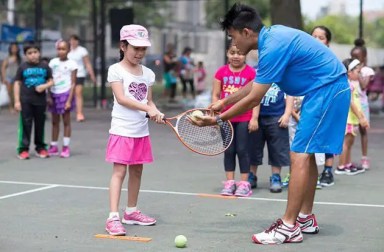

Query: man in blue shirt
[191,3,350,245]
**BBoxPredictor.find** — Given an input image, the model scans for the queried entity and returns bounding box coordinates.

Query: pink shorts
[346,124,358,136]
[105,134,153,165]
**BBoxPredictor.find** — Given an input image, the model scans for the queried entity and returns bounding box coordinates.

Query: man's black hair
[23,42,40,54]
[220,3,264,33]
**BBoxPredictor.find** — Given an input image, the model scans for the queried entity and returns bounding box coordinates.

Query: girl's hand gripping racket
[147,108,233,156]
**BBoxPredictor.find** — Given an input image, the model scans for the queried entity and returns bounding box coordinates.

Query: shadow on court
[0,107,383,251]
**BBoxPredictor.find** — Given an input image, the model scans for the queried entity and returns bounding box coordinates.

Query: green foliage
[304,15,358,44]
[205,0,270,28]
[304,14,384,47]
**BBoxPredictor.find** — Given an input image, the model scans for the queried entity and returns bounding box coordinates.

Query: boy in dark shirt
[14,43,53,159]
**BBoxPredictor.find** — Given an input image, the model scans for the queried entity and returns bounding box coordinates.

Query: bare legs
[282,152,317,224]
[109,163,143,212]
[75,84,84,121]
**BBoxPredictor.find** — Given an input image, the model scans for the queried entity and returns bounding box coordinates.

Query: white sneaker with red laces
[252,219,303,245]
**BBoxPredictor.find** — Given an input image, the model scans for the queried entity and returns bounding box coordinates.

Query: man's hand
[189,114,217,127]
[208,100,225,113]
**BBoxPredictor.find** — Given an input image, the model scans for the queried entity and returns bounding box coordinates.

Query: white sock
[109,212,119,219]
[51,141,58,146]
[63,137,70,146]
[298,212,310,219]
[282,220,294,228]
[125,206,137,214]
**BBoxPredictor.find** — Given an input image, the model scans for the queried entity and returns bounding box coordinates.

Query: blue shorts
[291,78,350,154]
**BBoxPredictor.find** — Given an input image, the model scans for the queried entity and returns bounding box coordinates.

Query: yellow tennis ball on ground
[174,235,187,248]
[191,110,204,120]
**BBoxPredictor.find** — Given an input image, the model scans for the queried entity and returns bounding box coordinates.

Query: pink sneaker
[48,145,59,156]
[122,210,156,226]
[60,146,70,158]
[220,180,236,196]
[234,181,252,197]
[361,157,370,170]
[105,216,126,236]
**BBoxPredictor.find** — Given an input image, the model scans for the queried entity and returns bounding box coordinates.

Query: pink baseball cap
[120,24,151,47]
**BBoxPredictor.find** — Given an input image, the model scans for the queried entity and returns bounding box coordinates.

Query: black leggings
[180,77,195,96]
[224,121,250,174]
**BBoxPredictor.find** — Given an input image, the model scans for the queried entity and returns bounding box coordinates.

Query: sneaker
[220,180,236,196]
[252,219,303,244]
[335,166,351,175]
[48,145,59,156]
[105,216,126,236]
[316,176,322,189]
[234,181,252,197]
[122,210,156,226]
[60,146,70,158]
[270,174,282,193]
[349,163,365,175]
[281,173,290,188]
[18,151,30,160]
[361,158,370,170]
[248,172,258,189]
[35,149,49,158]
[319,171,334,187]
[297,214,319,234]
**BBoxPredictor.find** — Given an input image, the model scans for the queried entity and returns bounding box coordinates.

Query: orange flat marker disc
[197,193,237,199]
[94,234,152,242]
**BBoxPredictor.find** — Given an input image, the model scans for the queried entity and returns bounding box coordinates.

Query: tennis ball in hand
[190,110,204,120]
[174,235,187,248]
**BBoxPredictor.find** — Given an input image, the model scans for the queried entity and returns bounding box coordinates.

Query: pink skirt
[105,134,153,165]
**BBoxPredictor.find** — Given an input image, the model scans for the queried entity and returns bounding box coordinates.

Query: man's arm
[216,80,253,107]
[220,82,271,121]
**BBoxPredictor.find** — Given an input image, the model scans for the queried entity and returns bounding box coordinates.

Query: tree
[270,0,303,29]
[205,0,270,28]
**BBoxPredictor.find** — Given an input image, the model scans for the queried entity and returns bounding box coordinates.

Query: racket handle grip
[145,113,149,118]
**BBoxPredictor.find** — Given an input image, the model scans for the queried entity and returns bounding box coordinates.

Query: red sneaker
[36,149,49,158]
[297,214,319,234]
[18,151,30,160]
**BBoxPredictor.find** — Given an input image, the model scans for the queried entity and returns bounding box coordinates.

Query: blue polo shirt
[255,25,346,96]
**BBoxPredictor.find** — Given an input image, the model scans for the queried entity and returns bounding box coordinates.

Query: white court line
[0,180,383,208]
[0,185,58,200]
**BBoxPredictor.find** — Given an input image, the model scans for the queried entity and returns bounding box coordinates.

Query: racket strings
[176,114,233,155]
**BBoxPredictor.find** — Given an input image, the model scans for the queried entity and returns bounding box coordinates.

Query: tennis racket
[147,108,233,156]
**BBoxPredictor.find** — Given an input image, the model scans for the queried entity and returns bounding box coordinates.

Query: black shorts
[249,116,290,167]
[76,77,86,85]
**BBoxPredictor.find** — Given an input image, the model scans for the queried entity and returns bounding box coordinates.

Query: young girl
[350,39,375,169]
[105,24,164,236]
[48,40,77,158]
[212,44,257,197]
[195,61,207,95]
[336,58,369,175]
[1,42,21,113]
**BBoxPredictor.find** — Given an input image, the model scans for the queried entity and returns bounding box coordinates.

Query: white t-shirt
[48,58,78,94]
[68,46,88,78]
[107,63,155,137]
